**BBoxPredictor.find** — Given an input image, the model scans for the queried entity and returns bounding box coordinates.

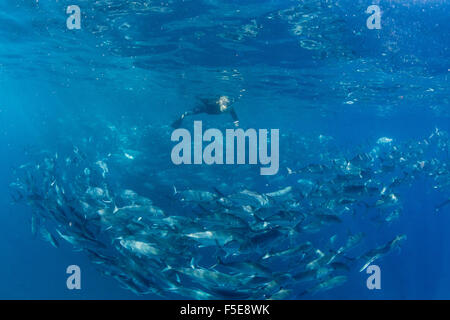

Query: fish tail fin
[198,205,210,213]
[55,228,63,238]
[252,212,265,223]
[212,187,225,198]
[213,240,229,263]
[211,244,225,268]
[173,186,177,195]
[112,235,122,245]
[211,255,223,269]
[359,254,380,272]
[162,265,173,272]
[190,257,197,269]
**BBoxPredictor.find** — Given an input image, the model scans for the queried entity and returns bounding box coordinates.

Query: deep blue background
[0,0,449,299]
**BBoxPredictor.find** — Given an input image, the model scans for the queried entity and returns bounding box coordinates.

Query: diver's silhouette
[171,96,239,128]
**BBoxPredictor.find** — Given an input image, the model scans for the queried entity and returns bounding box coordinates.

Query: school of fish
[9,118,450,299]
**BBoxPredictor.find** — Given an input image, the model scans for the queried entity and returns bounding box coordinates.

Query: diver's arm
[229,108,239,127]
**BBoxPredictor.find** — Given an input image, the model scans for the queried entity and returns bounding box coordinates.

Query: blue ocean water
[0,0,449,299]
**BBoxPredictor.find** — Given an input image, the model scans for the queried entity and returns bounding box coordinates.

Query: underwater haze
[0,0,449,299]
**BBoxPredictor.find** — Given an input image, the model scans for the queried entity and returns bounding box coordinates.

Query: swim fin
[171,117,183,129]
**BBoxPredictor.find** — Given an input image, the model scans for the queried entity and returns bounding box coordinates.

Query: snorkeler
[171,95,239,128]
